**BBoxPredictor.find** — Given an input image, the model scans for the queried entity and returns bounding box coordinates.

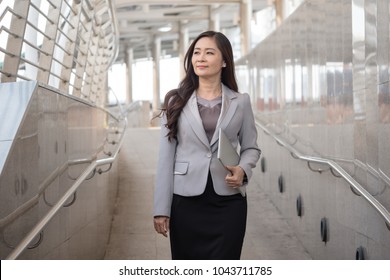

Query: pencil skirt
[169,172,247,260]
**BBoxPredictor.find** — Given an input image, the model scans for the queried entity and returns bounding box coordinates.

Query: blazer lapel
[210,84,238,148]
[182,92,210,147]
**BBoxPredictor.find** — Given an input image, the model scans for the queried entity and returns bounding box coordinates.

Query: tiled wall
[0,82,119,259]
[237,0,390,259]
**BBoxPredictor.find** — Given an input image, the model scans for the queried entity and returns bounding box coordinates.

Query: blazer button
[206,152,212,158]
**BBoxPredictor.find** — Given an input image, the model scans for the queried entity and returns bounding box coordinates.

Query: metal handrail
[0,150,108,229]
[5,112,127,260]
[255,119,390,231]
[266,122,390,191]
[1,84,127,258]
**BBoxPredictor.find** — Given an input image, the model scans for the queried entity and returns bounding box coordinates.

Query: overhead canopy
[114,0,269,61]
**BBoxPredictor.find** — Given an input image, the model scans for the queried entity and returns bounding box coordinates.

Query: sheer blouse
[197,96,222,143]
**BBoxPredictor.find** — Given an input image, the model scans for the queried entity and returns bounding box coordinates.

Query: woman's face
[191,37,225,80]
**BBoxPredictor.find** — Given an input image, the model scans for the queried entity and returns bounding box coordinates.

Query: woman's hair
[159,30,238,142]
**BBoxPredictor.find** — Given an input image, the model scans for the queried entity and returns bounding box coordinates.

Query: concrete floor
[103,127,311,260]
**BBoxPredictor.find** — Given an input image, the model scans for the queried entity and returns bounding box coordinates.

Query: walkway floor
[103,127,311,260]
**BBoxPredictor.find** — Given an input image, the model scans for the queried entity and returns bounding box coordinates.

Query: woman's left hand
[225,166,245,188]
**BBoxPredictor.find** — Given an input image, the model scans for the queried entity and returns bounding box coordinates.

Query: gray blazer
[154,84,261,217]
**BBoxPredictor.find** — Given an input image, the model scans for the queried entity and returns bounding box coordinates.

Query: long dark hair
[159,31,238,142]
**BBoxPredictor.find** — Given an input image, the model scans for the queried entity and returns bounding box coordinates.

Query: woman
[153,31,261,260]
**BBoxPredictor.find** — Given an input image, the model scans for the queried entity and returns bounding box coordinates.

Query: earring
[222,62,226,67]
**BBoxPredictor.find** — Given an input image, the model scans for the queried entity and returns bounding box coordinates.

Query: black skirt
[169,172,247,260]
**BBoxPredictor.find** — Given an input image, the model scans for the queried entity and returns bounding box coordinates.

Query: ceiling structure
[113,0,270,62]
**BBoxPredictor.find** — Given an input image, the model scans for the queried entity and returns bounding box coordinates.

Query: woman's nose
[197,53,205,61]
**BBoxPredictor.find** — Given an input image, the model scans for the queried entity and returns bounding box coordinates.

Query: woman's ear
[222,61,226,67]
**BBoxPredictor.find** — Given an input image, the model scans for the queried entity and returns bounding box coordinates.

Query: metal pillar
[240,0,252,56]
[1,0,29,83]
[125,48,134,104]
[152,36,161,112]
[59,0,82,93]
[24,0,41,80]
[274,0,284,26]
[209,5,220,32]
[73,1,93,98]
[179,22,189,80]
[37,0,62,85]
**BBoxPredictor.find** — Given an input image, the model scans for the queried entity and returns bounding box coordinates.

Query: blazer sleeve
[238,93,261,183]
[153,113,177,217]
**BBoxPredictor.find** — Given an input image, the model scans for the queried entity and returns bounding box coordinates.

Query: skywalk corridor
[103,127,311,260]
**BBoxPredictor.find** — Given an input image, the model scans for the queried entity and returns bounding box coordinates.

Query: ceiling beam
[116,6,209,21]
[115,0,240,6]
[117,13,209,21]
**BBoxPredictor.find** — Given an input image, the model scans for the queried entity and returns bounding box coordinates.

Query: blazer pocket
[174,162,189,175]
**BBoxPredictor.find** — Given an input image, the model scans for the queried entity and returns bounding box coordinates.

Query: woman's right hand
[153,216,170,237]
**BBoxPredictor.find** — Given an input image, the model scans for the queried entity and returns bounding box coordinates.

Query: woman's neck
[196,81,222,100]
